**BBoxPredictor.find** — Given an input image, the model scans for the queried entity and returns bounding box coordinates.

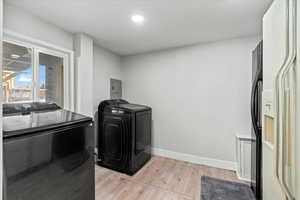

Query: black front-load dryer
[97,100,151,175]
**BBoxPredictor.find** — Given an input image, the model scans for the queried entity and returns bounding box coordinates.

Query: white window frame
[3,30,75,111]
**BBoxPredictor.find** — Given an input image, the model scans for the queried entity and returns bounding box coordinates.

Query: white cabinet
[236,134,253,182]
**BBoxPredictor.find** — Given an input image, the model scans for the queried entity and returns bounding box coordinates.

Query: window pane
[38,52,64,107]
[2,42,33,103]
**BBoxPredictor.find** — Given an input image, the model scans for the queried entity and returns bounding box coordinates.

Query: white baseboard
[152,147,237,171]
[236,172,251,182]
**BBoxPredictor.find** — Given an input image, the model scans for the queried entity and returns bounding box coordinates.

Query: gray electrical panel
[110,78,122,99]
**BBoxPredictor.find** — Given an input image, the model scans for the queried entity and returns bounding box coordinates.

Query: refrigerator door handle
[274,0,290,187]
[251,76,261,135]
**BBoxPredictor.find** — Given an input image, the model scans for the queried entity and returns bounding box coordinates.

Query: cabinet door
[100,114,130,169]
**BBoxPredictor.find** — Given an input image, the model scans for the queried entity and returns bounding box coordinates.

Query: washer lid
[3,109,92,139]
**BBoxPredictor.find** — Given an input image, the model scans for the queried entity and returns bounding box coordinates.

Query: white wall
[122,36,260,168]
[93,45,122,112]
[3,3,73,50]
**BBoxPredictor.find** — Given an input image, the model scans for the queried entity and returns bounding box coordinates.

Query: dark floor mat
[201,176,255,200]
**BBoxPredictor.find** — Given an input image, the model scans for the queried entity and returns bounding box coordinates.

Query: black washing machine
[3,102,95,200]
[97,100,152,175]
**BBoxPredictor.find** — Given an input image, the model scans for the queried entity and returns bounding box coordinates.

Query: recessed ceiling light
[11,54,20,59]
[131,14,145,24]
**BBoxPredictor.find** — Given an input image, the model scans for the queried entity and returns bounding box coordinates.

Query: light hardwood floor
[95,156,246,200]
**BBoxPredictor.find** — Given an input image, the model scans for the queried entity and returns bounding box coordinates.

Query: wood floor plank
[131,156,168,184]
[183,163,202,199]
[168,161,191,195]
[150,158,179,189]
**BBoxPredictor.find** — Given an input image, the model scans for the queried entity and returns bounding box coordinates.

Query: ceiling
[5,0,272,55]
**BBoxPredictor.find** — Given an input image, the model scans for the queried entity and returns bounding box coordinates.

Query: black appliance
[3,102,95,200]
[250,41,263,200]
[97,99,151,175]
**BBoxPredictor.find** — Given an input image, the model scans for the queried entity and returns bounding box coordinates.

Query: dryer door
[99,113,130,170]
